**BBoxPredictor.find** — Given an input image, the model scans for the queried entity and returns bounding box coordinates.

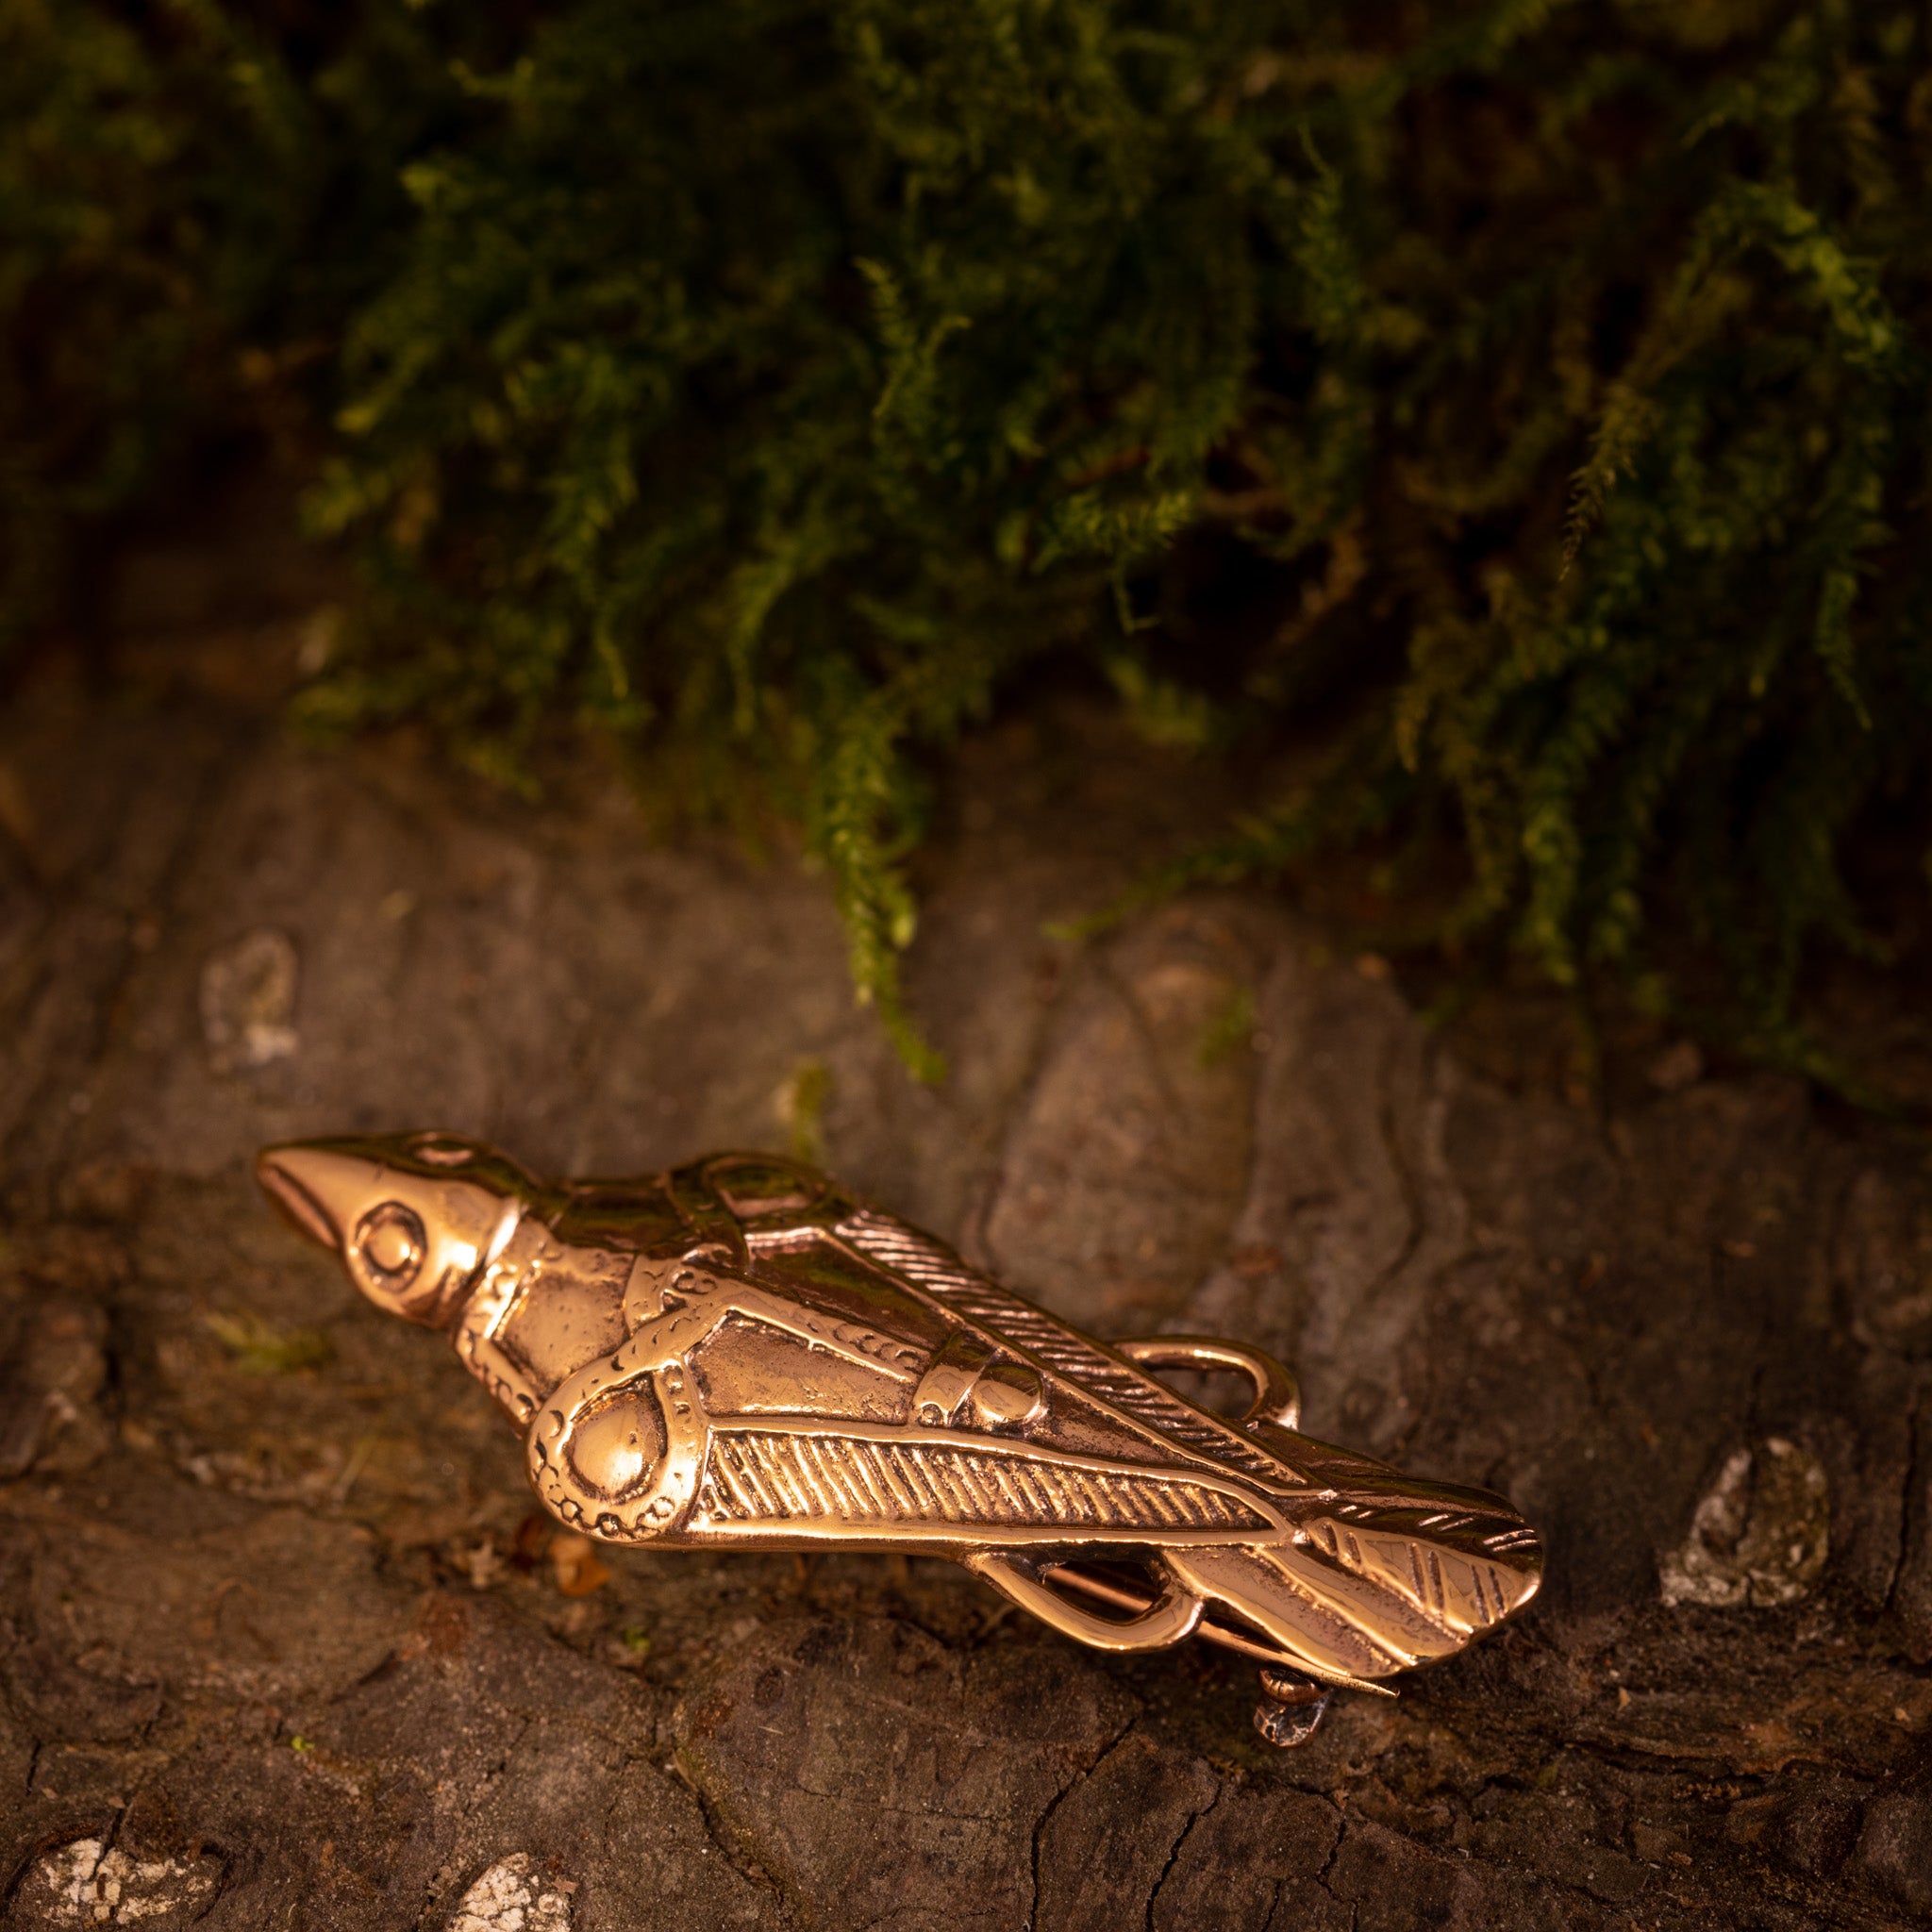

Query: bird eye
[411,1136,474,1168]
[355,1202,425,1291]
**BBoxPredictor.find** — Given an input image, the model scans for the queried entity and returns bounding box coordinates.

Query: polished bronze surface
[258,1132,1542,1740]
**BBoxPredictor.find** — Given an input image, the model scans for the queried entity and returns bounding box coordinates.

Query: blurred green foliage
[5,0,1927,1074]
[0,1,458,635]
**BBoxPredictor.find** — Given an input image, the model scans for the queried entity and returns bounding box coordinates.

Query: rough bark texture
[3,541,1931,1930]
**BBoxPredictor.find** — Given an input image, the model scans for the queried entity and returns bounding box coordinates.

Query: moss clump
[6,0,1928,1073]
[205,1308,333,1374]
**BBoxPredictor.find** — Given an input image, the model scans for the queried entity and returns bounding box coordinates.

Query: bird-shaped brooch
[258,1133,1542,1744]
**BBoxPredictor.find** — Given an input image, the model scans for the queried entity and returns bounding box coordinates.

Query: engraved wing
[530,1163,1543,1688]
[830,1208,1293,1488]
[825,1206,1543,1684]
[693,1426,1277,1540]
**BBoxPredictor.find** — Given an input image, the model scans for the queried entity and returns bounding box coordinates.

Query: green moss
[6,0,1929,1073]
[780,1057,835,1163]
[1196,988,1257,1071]
[205,1309,334,1374]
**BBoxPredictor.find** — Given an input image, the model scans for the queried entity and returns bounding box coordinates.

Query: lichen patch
[1659,1437,1829,1608]
[445,1854,574,1932]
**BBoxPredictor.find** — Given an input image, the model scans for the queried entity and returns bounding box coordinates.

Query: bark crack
[1142,1780,1219,1932]
[1366,1028,1430,1307]
[1304,1803,1352,1932]
[410,1713,537,1928]
[1884,1384,1926,1615]
[667,1749,796,1925]
[1025,1713,1140,1932]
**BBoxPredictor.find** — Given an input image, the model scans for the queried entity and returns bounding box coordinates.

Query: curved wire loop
[1113,1335,1301,1432]
[965,1551,1204,1653]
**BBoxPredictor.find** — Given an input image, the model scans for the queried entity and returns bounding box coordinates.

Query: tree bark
[2,587,1928,1929]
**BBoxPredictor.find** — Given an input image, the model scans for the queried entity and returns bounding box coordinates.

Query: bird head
[256,1130,537,1328]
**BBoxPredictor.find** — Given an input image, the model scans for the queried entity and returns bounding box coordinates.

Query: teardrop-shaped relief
[564,1382,667,1502]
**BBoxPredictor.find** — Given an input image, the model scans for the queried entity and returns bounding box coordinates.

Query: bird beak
[256,1141,382,1253]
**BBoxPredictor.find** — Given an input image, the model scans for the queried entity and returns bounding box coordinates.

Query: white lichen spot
[200,927,299,1073]
[460,1538,506,1590]
[446,1854,574,1932]
[1659,1436,1829,1607]
[20,1836,220,1924]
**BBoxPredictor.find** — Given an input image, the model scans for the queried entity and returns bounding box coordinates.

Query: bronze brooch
[258,1134,1541,1744]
